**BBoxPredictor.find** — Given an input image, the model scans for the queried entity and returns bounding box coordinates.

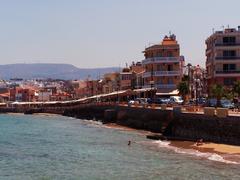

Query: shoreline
[170,140,240,155]
[102,121,240,156]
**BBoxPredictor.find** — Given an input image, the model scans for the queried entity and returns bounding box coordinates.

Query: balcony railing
[142,57,180,64]
[215,43,240,47]
[215,56,240,60]
[215,70,240,74]
[143,84,176,89]
[143,71,180,78]
[155,84,176,89]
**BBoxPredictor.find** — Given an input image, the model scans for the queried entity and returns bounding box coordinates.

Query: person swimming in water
[196,139,203,146]
[128,140,131,146]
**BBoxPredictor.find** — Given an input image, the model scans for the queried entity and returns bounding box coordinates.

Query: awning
[156,89,179,96]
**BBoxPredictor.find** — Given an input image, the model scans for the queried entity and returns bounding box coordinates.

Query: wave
[152,140,240,165]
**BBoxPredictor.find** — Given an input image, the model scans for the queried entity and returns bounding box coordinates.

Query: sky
[0,0,239,68]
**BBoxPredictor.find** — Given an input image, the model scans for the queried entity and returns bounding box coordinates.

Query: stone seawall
[63,105,240,145]
[168,113,240,145]
[115,106,173,133]
[62,105,173,133]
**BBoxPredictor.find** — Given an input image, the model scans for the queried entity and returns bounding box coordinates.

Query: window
[157,78,163,84]
[167,51,173,57]
[156,51,162,57]
[224,78,236,86]
[168,77,173,84]
[223,36,236,44]
[223,64,236,71]
[223,50,236,57]
[168,65,173,71]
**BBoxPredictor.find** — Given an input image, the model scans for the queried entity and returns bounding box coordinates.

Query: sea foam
[153,140,240,165]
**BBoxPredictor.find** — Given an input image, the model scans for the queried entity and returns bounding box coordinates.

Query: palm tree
[177,81,189,103]
[233,81,240,98]
[211,84,225,107]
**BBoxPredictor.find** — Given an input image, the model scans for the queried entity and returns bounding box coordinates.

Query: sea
[0,114,240,180]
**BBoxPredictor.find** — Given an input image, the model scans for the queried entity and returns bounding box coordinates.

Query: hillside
[0,63,120,80]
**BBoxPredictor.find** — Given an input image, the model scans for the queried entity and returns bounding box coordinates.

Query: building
[102,72,119,94]
[206,26,240,90]
[10,87,36,102]
[38,89,52,101]
[188,65,207,99]
[85,80,101,97]
[142,34,185,93]
[119,68,133,90]
[130,62,145,89]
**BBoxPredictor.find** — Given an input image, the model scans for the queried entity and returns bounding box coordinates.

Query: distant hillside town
[0,26,240,103]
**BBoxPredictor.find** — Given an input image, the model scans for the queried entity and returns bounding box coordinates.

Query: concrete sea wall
[168,113,240,145]
[63,105,240,145]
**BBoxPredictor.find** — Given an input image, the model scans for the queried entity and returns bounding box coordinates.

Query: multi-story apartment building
[206,26,240,90]
[142,34,185,92]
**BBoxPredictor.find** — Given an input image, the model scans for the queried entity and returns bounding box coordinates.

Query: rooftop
[144,34,179,52]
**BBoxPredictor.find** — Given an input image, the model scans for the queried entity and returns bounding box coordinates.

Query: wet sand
[170,140,240,154]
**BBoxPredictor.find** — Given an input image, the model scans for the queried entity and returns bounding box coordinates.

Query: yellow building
[142,34,185,93]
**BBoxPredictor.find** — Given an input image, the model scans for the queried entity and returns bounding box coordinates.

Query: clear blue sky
[0,0,239,68]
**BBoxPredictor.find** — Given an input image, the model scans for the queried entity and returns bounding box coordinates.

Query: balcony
[155,84,176,89]
[143,71,180,78]
[215,43,240,47]
[215,70,240,74]
[142,57,180,64]
[215,56,240,60]
[143,84,176,89]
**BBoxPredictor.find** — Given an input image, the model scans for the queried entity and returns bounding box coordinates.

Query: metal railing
[215,56,240,60]
[215,70,240,74]
[142,57,180,64]
[215,43,240,46]
[143,71,180,78]
[143,84,176,89]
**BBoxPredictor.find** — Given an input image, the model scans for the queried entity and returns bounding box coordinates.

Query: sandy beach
[170,140,240,154]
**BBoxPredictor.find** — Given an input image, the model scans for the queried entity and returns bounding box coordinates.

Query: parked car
[152,98,170,104]
[196,98,206,105]
[128,100,139,105]
[206,98,217,107]
[169,96,184,105]
[205,98,234,109]
[220,99,235,109]
[136,98,150,104]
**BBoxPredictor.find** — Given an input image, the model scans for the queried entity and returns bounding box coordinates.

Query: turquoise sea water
[0,114,240,180]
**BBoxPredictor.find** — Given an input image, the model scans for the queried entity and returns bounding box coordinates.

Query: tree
[177,81,189,103]
[233,80,240,98]
[211,84,225,107]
